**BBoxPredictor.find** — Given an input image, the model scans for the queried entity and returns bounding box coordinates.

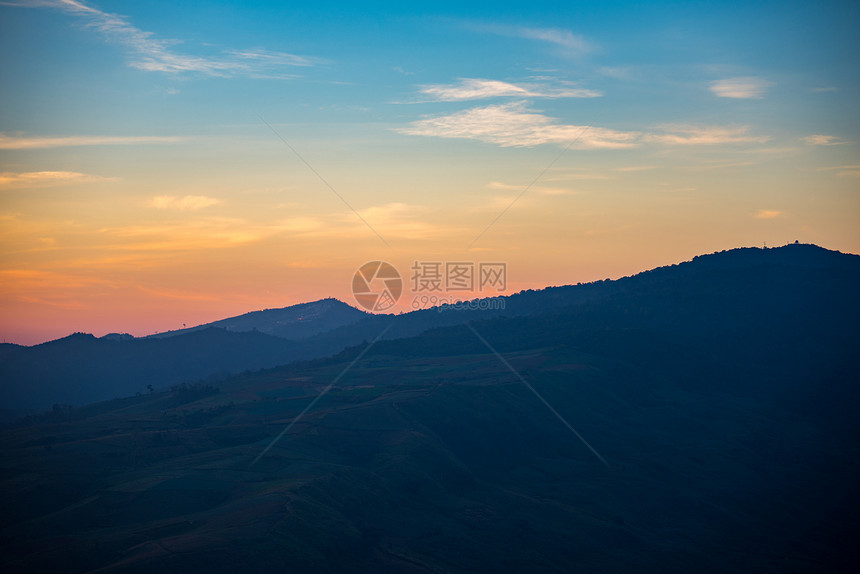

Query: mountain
[1,244,857,414]
[287,242,860,357]
[0,299,367,415]
[0,243,858,573]
[147,297,367,341]
[0,329,297,412]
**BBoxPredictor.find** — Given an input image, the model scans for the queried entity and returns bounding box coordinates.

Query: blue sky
[1,0,858,343]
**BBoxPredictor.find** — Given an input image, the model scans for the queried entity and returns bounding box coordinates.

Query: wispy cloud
[518,27,591,52]
[709,77,772,99]
[482,24,593,55]
[399,105,772,150]
[647,125,770,145]
[754,209,783,219]
[0,268,116,292]
[417,78,600,101]
[545,170,611,181]
[0,132,183,149]
[273,203,453,240]
[683,161,757,171]
[16,0,318,77]
[0,170,116,188]
[150,195,222,211]
[136,286,224,302]
[100,217,260,250]
[336,203,447,239]
[469,23,593,57]
[555,174,609,181]
[817,165,860,177]
[599,66,634,80]
[803,134,845,146]
[273,216,326,233]
[397,102,637,148]
[616,165,658,172]
[486,181,578,195]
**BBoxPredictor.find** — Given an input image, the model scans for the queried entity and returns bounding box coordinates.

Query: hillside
[2,244,857,415]
[147,297,367,340]
[0,244,857,572]
[0,329,297,412]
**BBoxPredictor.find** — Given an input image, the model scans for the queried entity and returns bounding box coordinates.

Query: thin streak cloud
[149,195,222,211]
[0,171,117,188]
[15,0,319,77]
[399,105,771,149]
[474,23,594,56]
[417,78,601,101]
[275,203,451,240]
[0,133,183,149]
[99,217,262,250]
[754,209,783,219]
[709,76,772,99]
[816,165,860,178]
[803,134,845,146]
[397,102,637,148]
[647,125,770,145]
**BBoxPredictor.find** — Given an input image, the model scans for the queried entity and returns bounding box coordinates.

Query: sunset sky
[2,0,859,344]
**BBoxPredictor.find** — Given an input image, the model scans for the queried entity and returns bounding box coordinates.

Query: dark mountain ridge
[0,328,297,411]
[146,297,367,340]
[0,243,857,573]
[1,243,856,416]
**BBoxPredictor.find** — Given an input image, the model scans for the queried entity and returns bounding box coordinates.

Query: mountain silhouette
[1,243,857,415]
[0,300,365,414]
[147,297,367,340]
[0,243,858,572]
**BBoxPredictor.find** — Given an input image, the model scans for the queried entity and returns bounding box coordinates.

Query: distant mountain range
[145,297,368,340]
[1,243,858,415]
[0,243,857,573]
[0,300,368,414]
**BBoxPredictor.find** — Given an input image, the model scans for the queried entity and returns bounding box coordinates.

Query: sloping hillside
[1,244,857,573]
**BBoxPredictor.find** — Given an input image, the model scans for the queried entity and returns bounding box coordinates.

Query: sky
[1,0,858,344]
